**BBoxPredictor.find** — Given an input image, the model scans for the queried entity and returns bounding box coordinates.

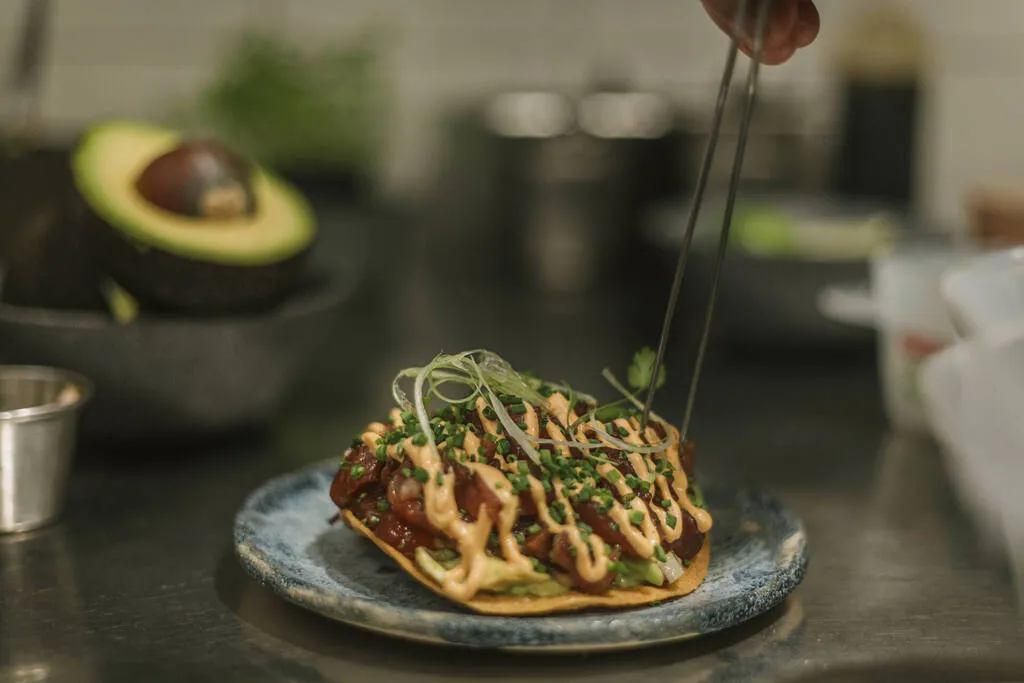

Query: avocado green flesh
[101,279,139,324]
[416,548,667,596]
[731,204,895,260]
[689,483,706,509]
[732,205,797,256]
[415,547,563,596]
[71,120,316,266]
[612,558,665,589]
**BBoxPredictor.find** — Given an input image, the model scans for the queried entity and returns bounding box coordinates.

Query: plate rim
[233,460,809,651]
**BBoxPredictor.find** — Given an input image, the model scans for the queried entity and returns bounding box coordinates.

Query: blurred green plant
[174,30,389,178]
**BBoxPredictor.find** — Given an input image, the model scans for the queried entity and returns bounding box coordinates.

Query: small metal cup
[0,365,91,533]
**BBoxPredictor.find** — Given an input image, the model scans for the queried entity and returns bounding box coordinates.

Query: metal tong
[640,0,773,437]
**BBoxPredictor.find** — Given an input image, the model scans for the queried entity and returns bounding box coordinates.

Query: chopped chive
[518,460,530,475]
[509,403,526,415]
[375,445,388,461]
[413,467,429,483]
[542,479,553,494]
[610,521,620,532]
[377,500,390,512]
[526,524,542,535]
[436,471,445,486]
[606,470,622,484]
[482,407,498,421]
[531,558,548,573]
[539,450,554,469]
[550,502,566,524]
[412,433,427,447]
[496,439,511,455]
[578,522,593,534]
[659,499,672,508]
[617,426,629,438]
[350,464,366,478]
[607,560,626,574]
[683,559,692,567]
[401,467,412,478]
[629,509,645,525]
[368,514,381,525]
[518,421,528,431]
[654,545,667,562]
[666,514,678,529]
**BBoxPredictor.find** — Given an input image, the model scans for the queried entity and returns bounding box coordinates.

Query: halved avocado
[71,120,317,314]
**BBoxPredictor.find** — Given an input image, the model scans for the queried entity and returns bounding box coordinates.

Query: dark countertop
[3,206,1024,683]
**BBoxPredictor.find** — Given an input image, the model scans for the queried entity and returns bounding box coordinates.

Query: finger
[761,0,800,52]
[703,3,736,39]
[739,40,797,66]
[760,44,798,66]
[704,0,793,44]
[705,0,807,65]
[793,0,820,48]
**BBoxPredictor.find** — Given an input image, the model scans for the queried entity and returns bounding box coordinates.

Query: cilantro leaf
[627,347,666,392]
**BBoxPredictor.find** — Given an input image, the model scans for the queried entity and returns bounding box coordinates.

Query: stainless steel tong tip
[640,0,774,439]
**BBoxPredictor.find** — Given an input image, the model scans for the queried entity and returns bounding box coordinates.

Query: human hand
[701,0,820,65]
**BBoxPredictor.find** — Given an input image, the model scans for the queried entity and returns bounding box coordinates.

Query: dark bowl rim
[0,267,358,330]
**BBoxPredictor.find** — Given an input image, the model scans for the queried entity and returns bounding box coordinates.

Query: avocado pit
[134,140,257,220]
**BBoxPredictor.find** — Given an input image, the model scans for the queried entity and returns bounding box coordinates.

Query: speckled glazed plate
[233,461,808,652]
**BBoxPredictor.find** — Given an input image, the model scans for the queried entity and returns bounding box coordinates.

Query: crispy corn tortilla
[342,511,710,615]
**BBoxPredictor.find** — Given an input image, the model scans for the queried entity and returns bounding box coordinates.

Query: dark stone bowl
[0,272,354,442]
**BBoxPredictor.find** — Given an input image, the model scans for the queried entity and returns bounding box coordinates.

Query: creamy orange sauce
[362,390,711,599]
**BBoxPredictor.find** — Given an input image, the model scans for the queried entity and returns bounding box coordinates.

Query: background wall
[0,0,1022,230]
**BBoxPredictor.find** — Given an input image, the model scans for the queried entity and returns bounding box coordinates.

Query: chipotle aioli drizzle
[358,390,711,600]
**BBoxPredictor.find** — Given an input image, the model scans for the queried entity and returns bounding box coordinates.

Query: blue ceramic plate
[234,461,808,652]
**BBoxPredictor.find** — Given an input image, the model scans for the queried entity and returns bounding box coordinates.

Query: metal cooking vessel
[433,87,694,296]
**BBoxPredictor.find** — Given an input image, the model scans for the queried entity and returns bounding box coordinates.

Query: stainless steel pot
[433,86,694,296]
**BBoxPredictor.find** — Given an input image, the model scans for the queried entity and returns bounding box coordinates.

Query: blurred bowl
[918,343,1004,551]
[818,242,965,434]
[645,193,899,347]
[924,246,1024,586]
[941,246,1024,339]
[0,273,351,441]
